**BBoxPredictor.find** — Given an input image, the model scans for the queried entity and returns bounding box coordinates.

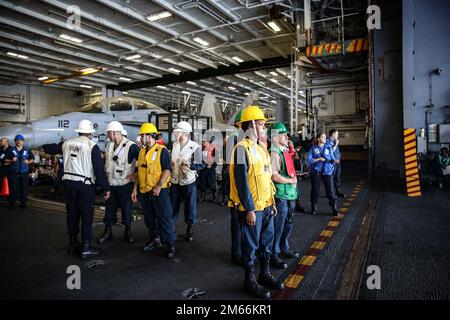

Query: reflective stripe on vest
[170,140,199,186]
[105,137,136,186]
[228,139,275,211]
[137,143,170,193]
[62,136,96,184]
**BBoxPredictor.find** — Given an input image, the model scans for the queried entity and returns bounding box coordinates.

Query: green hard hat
[269,122,289,135]
[234,110,243,123]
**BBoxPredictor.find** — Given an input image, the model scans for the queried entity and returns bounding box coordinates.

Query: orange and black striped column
[404,128,421,197]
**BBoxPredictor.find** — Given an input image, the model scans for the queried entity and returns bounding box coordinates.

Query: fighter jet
[0,97,168,150]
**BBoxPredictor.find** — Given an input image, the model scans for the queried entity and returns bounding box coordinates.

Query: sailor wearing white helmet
[169,121,204,242]
[97,121,141,245]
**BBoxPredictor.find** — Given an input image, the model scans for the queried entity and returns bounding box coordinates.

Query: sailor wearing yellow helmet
[228,105,284,299]
[131,123,177,259]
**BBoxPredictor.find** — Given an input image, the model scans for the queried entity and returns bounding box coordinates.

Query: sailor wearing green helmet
[269,122,300,269]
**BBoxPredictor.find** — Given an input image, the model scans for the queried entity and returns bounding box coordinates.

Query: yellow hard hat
[239,105,268,123]
[139,122,160,135]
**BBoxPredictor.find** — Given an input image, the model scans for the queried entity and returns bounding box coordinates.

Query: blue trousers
[333,162,342,193]
[221,166,230,200]
[310,171,336,207]
[104,182,134,227]
[273,198,295,255]
[230,207,243,258]
[9,173,29,205]
[63,180,96,241]
[141,188,176,244]
[198,167,217,193]
[241,207,275,268]
[170,182,197,226]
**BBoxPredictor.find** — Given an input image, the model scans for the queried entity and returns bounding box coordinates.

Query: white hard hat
[173,121,192,133]
[121,129,128,136]
[75,119,96,133]
[106,120,124,132]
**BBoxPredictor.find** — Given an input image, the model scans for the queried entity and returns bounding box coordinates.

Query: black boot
[281,250,300,259]
[141,237,161,253]
[332,204,341,216]
[258,258,284,290]
[243,267,271,299]
[80,240,102,259]
[211,192,217,202]
[124,225,135,243]
[166,242,176,259]
[270,254,288,269]
[198,191,205,203]
[186,225,193,242]
[220,196,228,206]
[311,204,317,215]
[296,200,306,213]
[68,235,81,256]
[336,191,347,198]
[97,225,113,244]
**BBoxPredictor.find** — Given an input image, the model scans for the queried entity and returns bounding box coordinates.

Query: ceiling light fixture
[7,51,28,59]
[59,34,83,44]
[270,71,278,77]
[119,77,132,81]
[228,86,236,90]
[193,37,209,46]
[156,85,167,89]
[232,56,244,63]
[169,67,181,73]
[186,81,196,85]
[125,54,141,61]
[80,84,92,88]
[146,11,172,22]
[38,76,49,81]
[267,21,281,33]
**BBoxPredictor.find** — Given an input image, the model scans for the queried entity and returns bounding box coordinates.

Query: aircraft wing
[120,121,144,127]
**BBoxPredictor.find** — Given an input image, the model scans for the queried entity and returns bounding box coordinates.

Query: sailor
[97,121,140,244]
[0,137,12,205]
[43,119,111,258]
[132,123,176,258]
[308,132,340,216]
[327,129,346,198]
[170,121,204,242]
[198,136,217,202]
[4,135,35,209]
[229,105,284,299]
[224,111,245,266]
[269,122,300,270]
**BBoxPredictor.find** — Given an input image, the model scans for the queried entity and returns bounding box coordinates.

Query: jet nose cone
[0,124,34,147]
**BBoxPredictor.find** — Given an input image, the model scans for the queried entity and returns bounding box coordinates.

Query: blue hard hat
[14,134,25,141]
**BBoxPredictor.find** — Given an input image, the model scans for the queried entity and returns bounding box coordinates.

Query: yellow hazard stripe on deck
[328,221,339,227]
[299,255,317,266]
[284,274,304,288]
[320,230,333,237]
[311,241,326,250]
